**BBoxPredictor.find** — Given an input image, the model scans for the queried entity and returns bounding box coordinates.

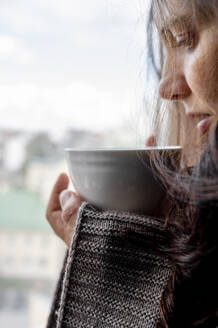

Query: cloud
[0,82,135,133]
[39,0,103,20]
[0,0,147,67]
[35,0,138,21]
[0,0,143,35]
[0,36,34,64]
[0,0,151,136]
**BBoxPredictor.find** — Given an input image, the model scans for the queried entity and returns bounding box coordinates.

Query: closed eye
[176,32,195,50]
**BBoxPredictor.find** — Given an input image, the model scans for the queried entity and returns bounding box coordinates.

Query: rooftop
[0,189,51,231]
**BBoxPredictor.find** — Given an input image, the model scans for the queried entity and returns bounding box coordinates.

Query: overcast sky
[0,0,155,135]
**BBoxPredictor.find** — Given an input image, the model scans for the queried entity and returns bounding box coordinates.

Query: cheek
[186,46,218,108]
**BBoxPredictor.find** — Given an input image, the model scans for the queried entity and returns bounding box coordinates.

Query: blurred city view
[0,0,152,326]
[0,124,142,327]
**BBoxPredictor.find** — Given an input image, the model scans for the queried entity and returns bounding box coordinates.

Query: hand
[46,135,157,247]
[46,173,85,248]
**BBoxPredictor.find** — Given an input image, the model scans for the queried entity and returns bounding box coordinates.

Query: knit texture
[46,202,173,328]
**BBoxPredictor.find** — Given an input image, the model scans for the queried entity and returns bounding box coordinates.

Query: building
[0,189,66,328]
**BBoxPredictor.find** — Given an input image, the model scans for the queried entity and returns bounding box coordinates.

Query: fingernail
[60,190,75,209]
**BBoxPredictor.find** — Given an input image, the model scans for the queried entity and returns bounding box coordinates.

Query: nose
[159,71,191,101]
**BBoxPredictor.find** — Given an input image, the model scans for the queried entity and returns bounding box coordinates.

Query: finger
[146,135,157,147]
[46,173,69,218]
[59,190,75,209]
[48,210,66,241]
[60,190,85,210]
[62,193,84,225]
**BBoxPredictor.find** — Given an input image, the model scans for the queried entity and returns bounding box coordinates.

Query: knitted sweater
[46,202,173,328]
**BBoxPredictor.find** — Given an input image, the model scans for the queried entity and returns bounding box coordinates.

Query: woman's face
[156,0,218,135]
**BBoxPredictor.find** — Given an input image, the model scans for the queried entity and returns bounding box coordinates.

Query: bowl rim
[64,146,183,152]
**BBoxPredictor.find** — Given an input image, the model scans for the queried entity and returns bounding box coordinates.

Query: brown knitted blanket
[46,202,173,328]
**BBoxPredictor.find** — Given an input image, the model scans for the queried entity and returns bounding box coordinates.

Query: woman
[46,0,218,327]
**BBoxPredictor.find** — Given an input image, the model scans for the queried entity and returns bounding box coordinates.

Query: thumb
[47,173,69,214]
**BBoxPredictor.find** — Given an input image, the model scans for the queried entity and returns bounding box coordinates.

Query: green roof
[0,189,51,231]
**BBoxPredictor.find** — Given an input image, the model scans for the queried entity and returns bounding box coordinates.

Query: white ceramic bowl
[65,147,181,215]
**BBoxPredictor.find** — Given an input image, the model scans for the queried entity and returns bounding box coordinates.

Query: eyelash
[176,32,195,50]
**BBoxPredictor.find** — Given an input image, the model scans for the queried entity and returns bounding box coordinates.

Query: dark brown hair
[155,123,218,327]
[146,1,218,326]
